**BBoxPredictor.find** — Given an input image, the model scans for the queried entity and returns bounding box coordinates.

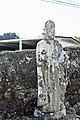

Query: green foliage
[0,32,19,40]
[75,36,80,42]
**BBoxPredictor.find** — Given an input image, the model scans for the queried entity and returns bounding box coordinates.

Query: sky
[0,0,80,38]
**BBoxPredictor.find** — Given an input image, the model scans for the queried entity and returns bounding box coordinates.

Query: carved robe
[36,39,69,113]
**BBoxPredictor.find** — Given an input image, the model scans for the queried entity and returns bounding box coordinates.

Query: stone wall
[0,46,80,119]
[64,46,80,115]
[0,50,37,119]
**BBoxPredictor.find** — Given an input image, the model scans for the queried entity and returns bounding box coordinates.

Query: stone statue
[36,20,69,119]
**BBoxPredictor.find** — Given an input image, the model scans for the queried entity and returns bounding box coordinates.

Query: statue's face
[43,20,55,40]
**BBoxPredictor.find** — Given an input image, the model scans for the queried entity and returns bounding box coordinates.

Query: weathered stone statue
[36,20,69,119]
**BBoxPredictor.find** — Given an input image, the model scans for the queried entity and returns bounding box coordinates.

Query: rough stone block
[0,50,37,119]
[64,47,80,115]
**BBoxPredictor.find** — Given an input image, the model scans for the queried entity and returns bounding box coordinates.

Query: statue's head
[42,20,55,40]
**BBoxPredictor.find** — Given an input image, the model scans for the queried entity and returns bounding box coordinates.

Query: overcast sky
[0,0,80,38]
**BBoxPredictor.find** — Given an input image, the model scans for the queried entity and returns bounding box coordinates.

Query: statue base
[34,108,66,120]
